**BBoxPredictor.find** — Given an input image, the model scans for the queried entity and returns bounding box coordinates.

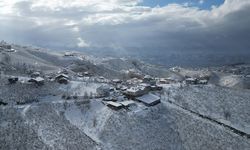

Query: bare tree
[83,91,89,99]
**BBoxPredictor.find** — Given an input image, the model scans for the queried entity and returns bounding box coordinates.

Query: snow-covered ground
[2,91,250,150]
[1,43,250,150]
[59,80,104,96]
[164,84,250,135]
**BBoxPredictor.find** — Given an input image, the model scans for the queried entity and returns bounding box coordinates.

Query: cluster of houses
[77,71,92,77]
[96,75,163,110]
[0,41,15,52]
[5,62,210,110]
[64,52,75,57]
[95,72,210,110]
[7,72,46,86]
[7,70,71,86]
[185,77,208,85]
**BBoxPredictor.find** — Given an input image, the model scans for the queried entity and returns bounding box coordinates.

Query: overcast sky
[0,0,250,53]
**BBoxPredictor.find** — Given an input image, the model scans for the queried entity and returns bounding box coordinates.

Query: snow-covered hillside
[0,43,250,150]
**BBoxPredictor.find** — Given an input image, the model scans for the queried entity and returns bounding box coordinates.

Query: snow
[120,100,136,107]
[126,86,146,93]
[21,104,31,117]
[33,77,44,82]
[37,126,56,148]
[164,84,250,135]
[106,101,122,107]
[1,42,250,149]
[64,100,113,143]
[60,81,104,96]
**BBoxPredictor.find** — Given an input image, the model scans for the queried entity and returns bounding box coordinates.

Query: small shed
[103,97,117,102]
[159,78,169,84]
[198,79,208,85]
[185,78,197,84]
[84,71,90,76]
[64,52,74,56]
[120,100,136,107]
[136,93,161,106]
[77,73,84,77]
[112,79,122,84]
[150,85,163,91]
[28,77,45,85]
[99,76,105,80]
[55,74,69,84]
[106,101,123,110]
[58,77,69,84]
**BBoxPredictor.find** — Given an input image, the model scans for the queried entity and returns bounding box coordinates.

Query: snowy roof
[103,97,117,102]
[127,78,143,84]
[139,83,150,87]
[5,49,15,52]
[126,86,146,93]
[144,75,152,79]
[112,79,122,84]
[120,101,135,107]
[34,77,44,82]
[106,101,123,108]
[29,77,44,82]
[55,74,69,79]
[136,93,160,106]
[8,76,18,79]
[99,76,105,79]
[198,79,208,84]
[159,78,167,82]
[64,52,74,56]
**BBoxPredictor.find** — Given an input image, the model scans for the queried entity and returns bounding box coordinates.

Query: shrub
[224,111,231,120]
[62,94,66,99]
[73,95,78,99]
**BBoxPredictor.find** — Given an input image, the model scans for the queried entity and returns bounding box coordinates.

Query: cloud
[199,0,204,5]
[77,37,89,48]
[0,0,250,55]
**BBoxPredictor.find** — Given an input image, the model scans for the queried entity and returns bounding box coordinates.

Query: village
[2,41,250,112]
[0,40,227,111]
[1,41,250,150]
[3,64,209,111]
